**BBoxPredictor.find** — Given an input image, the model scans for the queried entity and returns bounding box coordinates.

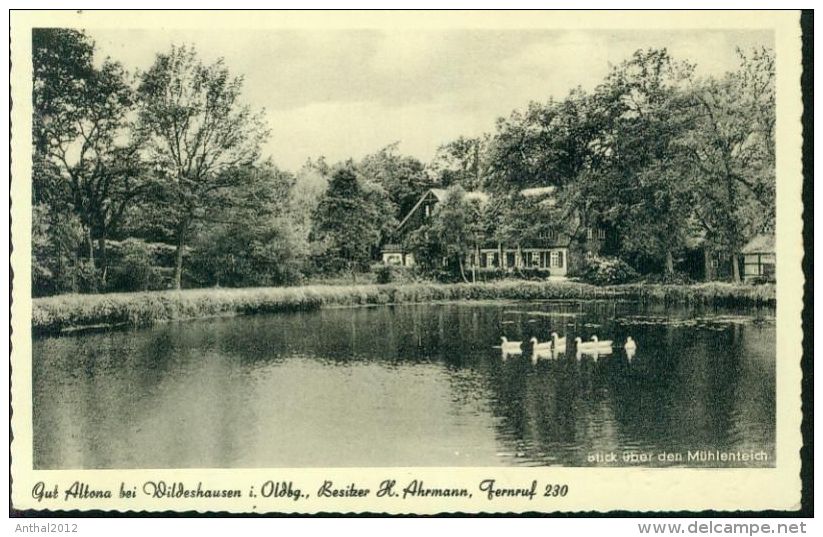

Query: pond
[32,300,775,469]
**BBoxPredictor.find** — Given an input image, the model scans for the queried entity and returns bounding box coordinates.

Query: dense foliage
[579,255,640,286]
[32,30,775,296]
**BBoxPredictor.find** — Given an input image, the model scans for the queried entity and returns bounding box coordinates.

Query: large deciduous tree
[428,136,489,191]
[685,47,775,282]
[485,89,606,193]
[137,45,269,289]
[33,28,146,285]
[571,48,698,275]
[311,166,396,276]
[188,163,308,287]
[358,143,432,219]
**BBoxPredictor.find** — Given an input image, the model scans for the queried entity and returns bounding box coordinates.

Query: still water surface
[33,301,775,469]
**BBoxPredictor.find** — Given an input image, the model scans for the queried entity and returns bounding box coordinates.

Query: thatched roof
[741,234,775,254]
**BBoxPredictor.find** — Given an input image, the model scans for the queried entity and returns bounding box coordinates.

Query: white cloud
[86,27,773,172]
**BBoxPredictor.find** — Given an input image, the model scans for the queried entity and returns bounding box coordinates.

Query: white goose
[551,332,567,352]
[530,337,552,352]
[625,336,637,360]
[574,337,598,352]
[500,337,523,354]
[590,335,614,349]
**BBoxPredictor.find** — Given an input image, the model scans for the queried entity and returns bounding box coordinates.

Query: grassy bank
[32,280,775,335]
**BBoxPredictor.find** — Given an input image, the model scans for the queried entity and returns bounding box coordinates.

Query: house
[740,233,775,282]
[381,187,606,277]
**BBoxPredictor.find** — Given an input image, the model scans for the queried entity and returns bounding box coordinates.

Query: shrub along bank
[32,280,775,335]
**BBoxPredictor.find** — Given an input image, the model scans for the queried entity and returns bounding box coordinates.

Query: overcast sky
[87,28,773,172]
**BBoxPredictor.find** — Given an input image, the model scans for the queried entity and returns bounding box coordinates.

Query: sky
[87,28,773,173]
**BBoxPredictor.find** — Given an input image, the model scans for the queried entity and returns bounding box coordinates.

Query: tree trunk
[473,243,480,283]
[665,250,674,275]
[85,226,95,264]
[731,249,741,283]
[458,256,469,283]
[97,235,108,286]
[173,220,189,290]
[497,242,503,271]
[703,248,714,281]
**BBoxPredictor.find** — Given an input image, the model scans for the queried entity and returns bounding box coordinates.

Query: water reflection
[33,301,775,469]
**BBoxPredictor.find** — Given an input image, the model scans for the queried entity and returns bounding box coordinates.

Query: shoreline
[32,280,776,336]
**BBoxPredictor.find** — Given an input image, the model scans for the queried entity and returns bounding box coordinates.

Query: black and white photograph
[9,9,807,516]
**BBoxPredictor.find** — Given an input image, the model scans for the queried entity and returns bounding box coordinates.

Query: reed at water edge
[32,280,775,335]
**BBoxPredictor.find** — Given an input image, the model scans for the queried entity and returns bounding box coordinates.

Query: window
[539,230,558,242]
[480,253,488,268]
[424,205,431,218]
[540,251,550,268]
[588,227,606,240]
[506,252,515,268]
[551,250,565,268]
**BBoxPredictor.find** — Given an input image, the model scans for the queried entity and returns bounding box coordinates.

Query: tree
[33,28,147,284]
[358,143,432,218]
[31,202,89,296]
[569,48,698,275]
[428,136,489,190]
[485,89,605,193]
[311,166,396,276]
[684,47,776,281]
[406,186,484,281]
[136,45,269,289]
[188,163,307,287]
[289,158,330,246]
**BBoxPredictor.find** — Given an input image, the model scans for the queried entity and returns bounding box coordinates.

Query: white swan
[530,337,552,352]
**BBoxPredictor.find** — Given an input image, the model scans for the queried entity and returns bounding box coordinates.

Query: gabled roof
[397,188,490,230]
[741,234,775,254]
[429,188,489,204]
[397,189,441,231]
[429,188,448,201]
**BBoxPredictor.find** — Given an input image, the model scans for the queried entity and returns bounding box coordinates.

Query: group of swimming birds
[499,332,637,359]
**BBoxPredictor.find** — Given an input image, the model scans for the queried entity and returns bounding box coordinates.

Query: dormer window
[588,227,606,240]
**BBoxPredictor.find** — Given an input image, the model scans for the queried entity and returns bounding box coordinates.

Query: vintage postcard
[9,10,805,514]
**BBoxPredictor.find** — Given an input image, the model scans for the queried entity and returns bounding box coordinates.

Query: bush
[373,264,394,284]
[580,255,639,285]
[107,239,164,292]
[55,259,101,294]
[640,271,694,285]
